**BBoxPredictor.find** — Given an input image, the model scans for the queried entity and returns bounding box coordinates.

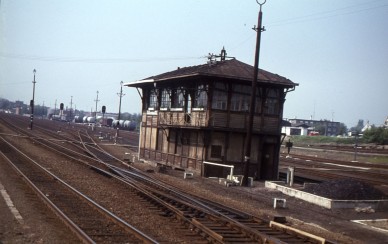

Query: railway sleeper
[223,237,257,243]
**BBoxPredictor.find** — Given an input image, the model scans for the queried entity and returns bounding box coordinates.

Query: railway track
[87,161,329,243]
[304,144,388,155]
[54,118,333,243]
[0,136,156,243]
[279,154,388,186]
[1,114,335,243]
[281,152,388,170]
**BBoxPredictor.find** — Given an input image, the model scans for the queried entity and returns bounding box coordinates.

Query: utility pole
[242,0,266,186]
[54,99,57,117]
[116,81,125,137]
[70,96,73,122]
[29,69,37,130]
[94,91,100,123]
[117,81,125,121]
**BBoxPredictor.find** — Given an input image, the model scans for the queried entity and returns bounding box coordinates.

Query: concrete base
[183,172,193,179]
[351,219,388,233]
[265,181,388,210]
[273,198,286,209]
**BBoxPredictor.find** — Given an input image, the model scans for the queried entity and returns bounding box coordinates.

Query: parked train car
[112,119,136,131]
[74,115,84,123]
[100,117,113,127]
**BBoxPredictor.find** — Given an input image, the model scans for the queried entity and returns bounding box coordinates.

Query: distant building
[281,121,309,136]
[385,116,388,128]
[361,121,372,132]
[126,51,297,180]
[283,118,341,136]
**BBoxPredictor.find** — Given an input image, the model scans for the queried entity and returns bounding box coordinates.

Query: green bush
[363,127,388,145]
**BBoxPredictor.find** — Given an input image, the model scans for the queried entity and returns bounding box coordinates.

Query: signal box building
[126,55,297,180]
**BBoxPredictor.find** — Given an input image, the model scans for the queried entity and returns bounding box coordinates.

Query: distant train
[112,119,137,131]
[73,116,136,131]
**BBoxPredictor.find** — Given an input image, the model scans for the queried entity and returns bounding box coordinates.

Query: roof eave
[126,74,296,88]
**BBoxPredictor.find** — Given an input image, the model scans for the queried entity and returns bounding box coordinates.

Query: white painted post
[289,167,295,187]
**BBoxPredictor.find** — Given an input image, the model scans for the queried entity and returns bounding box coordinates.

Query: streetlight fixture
[29,69,37,129]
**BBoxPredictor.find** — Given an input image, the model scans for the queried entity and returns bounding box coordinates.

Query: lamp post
[242,0,266,186]
[29,69,37,130]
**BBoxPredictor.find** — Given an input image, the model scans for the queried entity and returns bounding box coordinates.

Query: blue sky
[1,0,387,127]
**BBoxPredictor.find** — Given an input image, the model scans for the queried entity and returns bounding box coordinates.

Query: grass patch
[363,156,388,164]
[287,135,359,146]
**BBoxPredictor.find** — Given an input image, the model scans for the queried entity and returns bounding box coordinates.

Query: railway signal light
[286,139,293,155]
[102,105,106,114]
[60,103,64,110]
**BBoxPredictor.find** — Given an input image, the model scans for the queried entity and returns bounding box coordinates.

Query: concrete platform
[265,181,388,210]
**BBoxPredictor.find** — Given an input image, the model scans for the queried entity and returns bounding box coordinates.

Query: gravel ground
[0,152,80,243]
[1,119,388,243]
[304,178,387,200]
[103,144,388,244]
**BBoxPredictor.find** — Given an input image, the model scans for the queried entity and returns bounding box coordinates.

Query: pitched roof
[126,58,297,87]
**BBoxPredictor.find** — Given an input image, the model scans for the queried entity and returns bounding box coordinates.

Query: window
[230,84,250,112]
[210,145,222,158]
[212,82,228,110]
[290,128,301,135]
[148,89,158,109]
[160,89,171,109]
[212,90,228,110]
[265,89,279,115]
[254,87,262,114]
[193,84,208,108]
[171,88,185,108]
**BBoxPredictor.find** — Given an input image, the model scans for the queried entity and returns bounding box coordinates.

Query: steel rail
[295,144,388,155]
[1,115,332,243]
[74,132,284,242]
[113,167,329,244]
[99,165,283,243]
[78,130,331,243]
[0,146,95,244]
[0,136,157,243]
[280,155,388,186]
[281,152,388,169]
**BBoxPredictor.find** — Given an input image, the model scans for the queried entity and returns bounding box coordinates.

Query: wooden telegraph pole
[242,0,266,186]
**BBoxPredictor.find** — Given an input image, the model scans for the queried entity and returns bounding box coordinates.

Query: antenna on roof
[207,53,217,65]
[220,46,227,61]
[207,47,234,65]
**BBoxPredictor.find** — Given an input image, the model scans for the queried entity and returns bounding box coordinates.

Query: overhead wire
[267,0,388,27]
[0,52,203,64]
[229,0,388,51]
[1,1,387,63]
